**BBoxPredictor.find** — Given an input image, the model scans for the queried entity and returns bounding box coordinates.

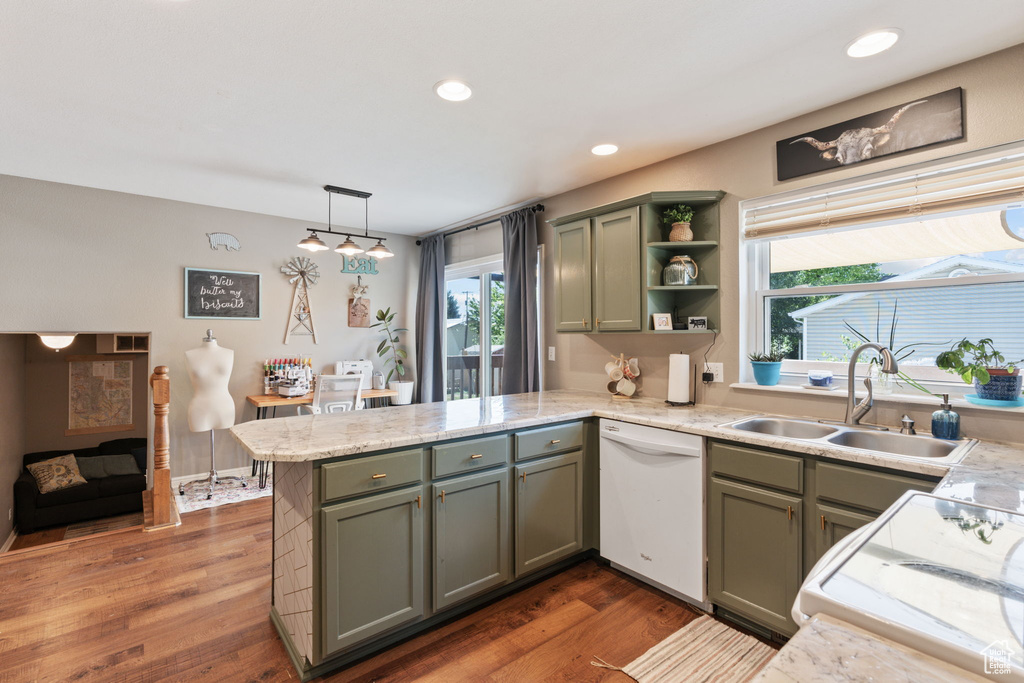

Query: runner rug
[592,615,776,683]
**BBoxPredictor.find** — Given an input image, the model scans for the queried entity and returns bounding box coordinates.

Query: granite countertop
[229,388,1024,681]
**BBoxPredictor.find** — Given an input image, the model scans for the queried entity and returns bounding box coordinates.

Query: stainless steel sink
[824,430,960,459]
[727,417,839,440]
[719,415,976,465]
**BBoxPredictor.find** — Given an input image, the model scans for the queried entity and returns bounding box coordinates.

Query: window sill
[730,382,1024,414]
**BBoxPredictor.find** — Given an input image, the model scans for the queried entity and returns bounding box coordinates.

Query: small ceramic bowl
[808,371,834,387]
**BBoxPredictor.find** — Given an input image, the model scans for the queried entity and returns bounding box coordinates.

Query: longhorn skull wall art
[776,87,963,181]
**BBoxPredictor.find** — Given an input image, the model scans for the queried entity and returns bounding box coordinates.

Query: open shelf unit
[640,192,724,333]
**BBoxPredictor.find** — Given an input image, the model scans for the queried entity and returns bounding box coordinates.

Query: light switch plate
[548,346,556,361]
[704,362,724,383]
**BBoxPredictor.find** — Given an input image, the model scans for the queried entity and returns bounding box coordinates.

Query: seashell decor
[605,353,640,399]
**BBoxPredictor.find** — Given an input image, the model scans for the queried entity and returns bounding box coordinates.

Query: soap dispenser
[931,394,961,441]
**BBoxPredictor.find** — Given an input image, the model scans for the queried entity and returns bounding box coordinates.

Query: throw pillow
[26,454,88,494]
[74,454,143,479]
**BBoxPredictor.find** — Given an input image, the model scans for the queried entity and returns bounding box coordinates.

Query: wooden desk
[246,388,399,417]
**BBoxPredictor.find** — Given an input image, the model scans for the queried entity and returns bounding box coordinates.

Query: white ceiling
[3,1,1024,236]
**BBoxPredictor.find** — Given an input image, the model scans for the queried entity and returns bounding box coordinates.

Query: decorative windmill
[281,256,320,344]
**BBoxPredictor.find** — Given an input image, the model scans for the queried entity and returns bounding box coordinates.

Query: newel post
[145,365,179,529]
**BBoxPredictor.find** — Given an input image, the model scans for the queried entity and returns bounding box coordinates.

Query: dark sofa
[14,438,147,534]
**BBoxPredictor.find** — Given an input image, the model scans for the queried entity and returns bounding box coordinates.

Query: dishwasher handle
[600,429,701,457]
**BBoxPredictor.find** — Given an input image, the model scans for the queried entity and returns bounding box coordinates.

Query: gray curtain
[414,235,446,403]
[500,208,539,394]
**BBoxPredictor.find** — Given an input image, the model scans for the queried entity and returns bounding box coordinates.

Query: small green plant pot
[751,361,783,386]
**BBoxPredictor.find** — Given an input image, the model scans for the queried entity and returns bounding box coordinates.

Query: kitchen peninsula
[230,389,1024,681]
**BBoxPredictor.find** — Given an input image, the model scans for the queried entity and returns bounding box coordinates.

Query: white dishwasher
[599,419,707,608]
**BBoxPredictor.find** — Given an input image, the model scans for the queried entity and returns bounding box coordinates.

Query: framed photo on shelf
[652,313,673,331]
[687,316,709,330]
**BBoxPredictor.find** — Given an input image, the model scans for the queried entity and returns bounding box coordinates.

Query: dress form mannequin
[184,329,244,498]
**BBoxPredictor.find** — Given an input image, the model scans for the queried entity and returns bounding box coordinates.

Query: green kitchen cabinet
[514,450,584,577]
[814,502,875,559]
[321,485,426,657]
[592,208,641,331]
[554,219,593,332]
[708,477,803,636]
[432,469,511,611]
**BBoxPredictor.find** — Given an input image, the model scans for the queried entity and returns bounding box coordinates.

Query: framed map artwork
[66,355,135,436]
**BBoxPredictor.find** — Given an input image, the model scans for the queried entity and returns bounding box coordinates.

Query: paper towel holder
[665,361,697,407]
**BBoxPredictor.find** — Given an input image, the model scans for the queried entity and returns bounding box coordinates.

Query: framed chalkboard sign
[184,268,261,320]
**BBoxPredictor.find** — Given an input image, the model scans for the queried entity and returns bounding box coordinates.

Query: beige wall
[539,43,1024,444]
[0,178,419,478]
[0,336,26,540]
[23,334,148,452]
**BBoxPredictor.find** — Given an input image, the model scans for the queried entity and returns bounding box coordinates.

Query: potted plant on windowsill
[370,307,414,405]
[936,338,1023,404]
[748,339,792,386]
[661,204,696,242]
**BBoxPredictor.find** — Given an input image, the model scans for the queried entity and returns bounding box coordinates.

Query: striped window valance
[742,140,1024,240]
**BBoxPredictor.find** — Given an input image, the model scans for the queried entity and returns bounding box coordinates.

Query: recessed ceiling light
[591,144,618,156]
[846,29,901,58]
[435,80,472,102]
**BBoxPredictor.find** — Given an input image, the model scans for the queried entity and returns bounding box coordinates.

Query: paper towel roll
[668,353,691,404]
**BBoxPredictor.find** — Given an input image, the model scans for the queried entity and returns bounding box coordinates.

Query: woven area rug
[64,512,143,539]
[593,615,776,683]
[177,474,272,513]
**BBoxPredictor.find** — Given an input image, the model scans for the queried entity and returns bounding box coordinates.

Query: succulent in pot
[661,204,696,242]
[936,338,1022,402]
[748,339,792,386]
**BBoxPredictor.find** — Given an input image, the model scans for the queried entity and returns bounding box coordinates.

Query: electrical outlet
[548,346,556,361]
[704,362,724,383]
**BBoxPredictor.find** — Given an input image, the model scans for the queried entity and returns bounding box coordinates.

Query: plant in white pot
[370,307,414,405]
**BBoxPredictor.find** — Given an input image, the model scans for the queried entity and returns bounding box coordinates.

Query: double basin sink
[720,416,976,465]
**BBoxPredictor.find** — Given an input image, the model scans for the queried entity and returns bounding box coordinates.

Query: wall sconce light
[298,185,393,258]
[38,333,77,351]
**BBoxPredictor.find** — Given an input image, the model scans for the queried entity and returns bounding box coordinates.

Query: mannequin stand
[178,430,248,499]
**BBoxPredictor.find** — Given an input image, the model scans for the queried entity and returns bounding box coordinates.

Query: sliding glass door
[445,257,504,400]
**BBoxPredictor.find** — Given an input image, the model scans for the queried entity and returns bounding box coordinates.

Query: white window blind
[743,140,1024,240]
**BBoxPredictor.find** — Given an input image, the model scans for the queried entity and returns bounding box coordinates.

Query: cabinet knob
[596,318,601,326]
[416,495,422,509]
[439,490,446,503]
[820,514,826,531]
[582,318,587,327]
[549,439,561,445]
[470,454,483,460]
[787,505,793,521]
[371,473,387,480]
[520,473,526,483]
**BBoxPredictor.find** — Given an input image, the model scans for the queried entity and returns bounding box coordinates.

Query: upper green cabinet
[554,219,593,332]
[550,191,724,334]
[593,208,641,331]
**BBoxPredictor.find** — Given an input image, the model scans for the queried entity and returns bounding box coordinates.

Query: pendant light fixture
[298,185,393,259]
[37,333,77,351]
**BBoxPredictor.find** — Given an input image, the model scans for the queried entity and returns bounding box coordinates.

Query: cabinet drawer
[432,435,509,478]
[321,449,424,502]
[515,422,583,461]
[710,441,803,494]
[816,462,935,514]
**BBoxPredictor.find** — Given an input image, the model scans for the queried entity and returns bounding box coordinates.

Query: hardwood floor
[0,497,762,683]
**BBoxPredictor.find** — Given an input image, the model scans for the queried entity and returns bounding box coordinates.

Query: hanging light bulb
[335,236,364,255]
[297,232,329,251]
[366,239,394,258]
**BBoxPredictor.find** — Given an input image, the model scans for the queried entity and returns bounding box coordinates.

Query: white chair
[298,375,363,415]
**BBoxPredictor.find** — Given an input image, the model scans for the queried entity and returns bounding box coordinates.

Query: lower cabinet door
[433,470,511,611]
[815,502,876,563]
[321,486,426,657]
[515,450,584,577]
[708,477,802,635]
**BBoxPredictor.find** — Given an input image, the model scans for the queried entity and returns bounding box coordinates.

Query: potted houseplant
[936,338,1022,403]
[370,307,414,405]
[748,339,792,386]
[661,204,696,242]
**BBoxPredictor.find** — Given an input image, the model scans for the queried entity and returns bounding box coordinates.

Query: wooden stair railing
[144,365,180,530]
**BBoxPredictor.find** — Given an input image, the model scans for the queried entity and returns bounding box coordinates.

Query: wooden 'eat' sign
[184,268,261,320]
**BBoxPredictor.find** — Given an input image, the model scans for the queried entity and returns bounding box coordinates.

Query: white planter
[389,381,415,405]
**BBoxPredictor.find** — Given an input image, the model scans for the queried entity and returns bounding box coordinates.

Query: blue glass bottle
[931,393,961,440]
